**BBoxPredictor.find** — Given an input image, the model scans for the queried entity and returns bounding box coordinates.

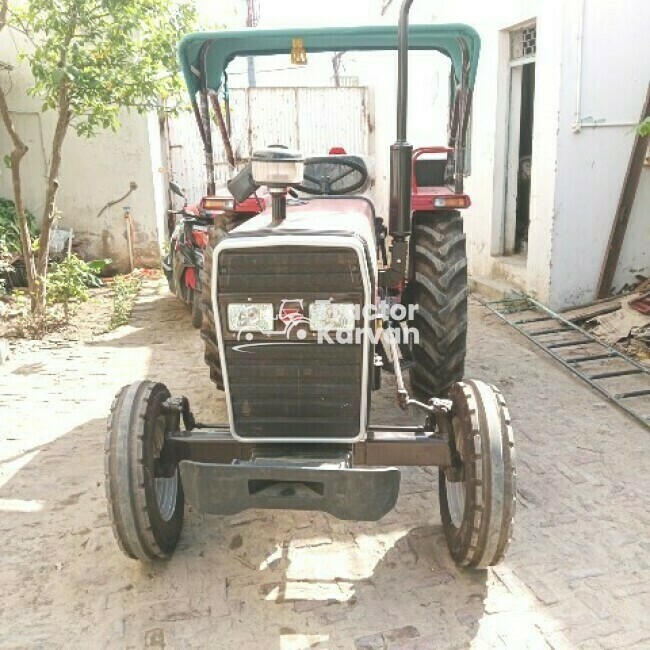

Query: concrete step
[469,275,519,301]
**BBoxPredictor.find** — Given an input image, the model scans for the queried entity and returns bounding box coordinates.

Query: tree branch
[0,0,36,307]
[381,0,396,16]
[36,6,77,279]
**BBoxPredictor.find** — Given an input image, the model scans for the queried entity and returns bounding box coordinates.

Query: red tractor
[106,1,516,570]
[162,181,268,327]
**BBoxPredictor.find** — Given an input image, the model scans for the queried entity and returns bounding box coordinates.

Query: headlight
[227,303,274,332]
[251,147,305,187]
[309,302,356,331]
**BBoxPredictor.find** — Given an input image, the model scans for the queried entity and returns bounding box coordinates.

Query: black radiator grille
[218,245,366,440]
[218,248,363,293]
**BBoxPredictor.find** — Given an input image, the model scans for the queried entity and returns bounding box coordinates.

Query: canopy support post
[210,93,236,169]
[199,88,215,195]
[198,43,216,196]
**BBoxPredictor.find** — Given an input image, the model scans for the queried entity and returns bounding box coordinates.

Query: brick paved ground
[0,282,648,649]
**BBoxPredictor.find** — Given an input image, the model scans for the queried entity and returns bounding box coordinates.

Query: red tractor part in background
[163,186,268,328]
[410,147,471,211]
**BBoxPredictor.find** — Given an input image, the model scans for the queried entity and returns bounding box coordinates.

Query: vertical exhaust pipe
[389,0,415,237]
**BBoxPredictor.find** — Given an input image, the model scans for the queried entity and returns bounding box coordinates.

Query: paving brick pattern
[0,284,648,649]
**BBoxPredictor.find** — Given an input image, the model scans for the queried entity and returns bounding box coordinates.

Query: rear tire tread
[199,216,248,391]
[408,211,468,399]
[199,227,225,390]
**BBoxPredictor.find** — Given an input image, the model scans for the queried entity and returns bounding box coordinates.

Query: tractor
[105,0,515,569]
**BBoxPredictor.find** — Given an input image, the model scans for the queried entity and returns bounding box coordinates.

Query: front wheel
[105,380,184,561]
[439,380,516,569]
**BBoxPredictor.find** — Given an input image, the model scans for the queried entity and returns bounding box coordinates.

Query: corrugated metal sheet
[166,110,206,204]
[165,87,369,203]
[249,88,299,151]
[297,88,368,155]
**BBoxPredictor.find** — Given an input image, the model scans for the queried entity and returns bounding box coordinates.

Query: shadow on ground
[0,410,488,649]
[0,287,488,648]
[3,284,648,648]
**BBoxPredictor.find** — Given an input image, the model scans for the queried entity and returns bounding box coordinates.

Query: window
[511,24,537,60]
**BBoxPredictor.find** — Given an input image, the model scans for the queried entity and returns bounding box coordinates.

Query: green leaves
[110,273,141,329]
[637,117,650,138]
[47,254,108,319]
[0,197,38,253]
[86,258,110,272]
[15,0,197,138]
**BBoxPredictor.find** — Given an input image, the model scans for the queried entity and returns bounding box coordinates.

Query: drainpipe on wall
[123,206,135,272]
[572,0,585,132]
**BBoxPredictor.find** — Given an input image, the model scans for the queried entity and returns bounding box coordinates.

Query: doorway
[504,23,536,257]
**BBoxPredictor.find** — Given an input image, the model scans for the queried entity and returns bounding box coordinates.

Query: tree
[0,0,196,320]
[0,1,36,309]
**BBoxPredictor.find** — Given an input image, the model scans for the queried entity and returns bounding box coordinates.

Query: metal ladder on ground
[476,294,650,430]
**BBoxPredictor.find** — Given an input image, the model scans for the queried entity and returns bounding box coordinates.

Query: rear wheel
[439,380,516,568]
[105,380,184,561]
[407,210,468,399]
[200,227,225,390]
[191,288,203,328]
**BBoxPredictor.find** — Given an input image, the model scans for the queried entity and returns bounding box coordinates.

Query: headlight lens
[227,303,274,332]
[309,302,356,331]
[251,159,305,186]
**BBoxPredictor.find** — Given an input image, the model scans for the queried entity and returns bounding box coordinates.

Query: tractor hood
[226,196,377,276]
[178,24,480,99]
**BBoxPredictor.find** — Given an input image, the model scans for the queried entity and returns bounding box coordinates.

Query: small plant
[47,255,107,321]
[110,274,141,329]
[86,258,111,278]
[0,236,12,295]
[0,197,38,254]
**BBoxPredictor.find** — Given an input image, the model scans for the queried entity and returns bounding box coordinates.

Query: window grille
[511,24,537,60]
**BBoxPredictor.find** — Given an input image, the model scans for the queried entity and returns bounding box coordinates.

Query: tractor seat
[297,155,370,196]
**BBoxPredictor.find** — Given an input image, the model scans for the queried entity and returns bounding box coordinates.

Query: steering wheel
[296,156,369,196]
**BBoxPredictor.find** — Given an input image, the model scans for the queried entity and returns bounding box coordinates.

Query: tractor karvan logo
[232,299,419,351]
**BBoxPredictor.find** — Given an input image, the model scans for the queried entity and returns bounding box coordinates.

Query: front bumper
[179,460,400,521]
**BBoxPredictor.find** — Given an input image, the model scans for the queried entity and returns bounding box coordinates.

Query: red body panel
[410,146,471,212]
[234,194,269,214]
[184,266,197,289]
[184,203,201,216]
[200,192,269,217]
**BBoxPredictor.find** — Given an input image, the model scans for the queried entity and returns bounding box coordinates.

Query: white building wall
[367,0,649,308]
[365,0,559,302]
[550,0,650,308]
[0,29,166,271]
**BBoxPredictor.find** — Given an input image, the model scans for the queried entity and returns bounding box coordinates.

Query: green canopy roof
[178,24,480,99]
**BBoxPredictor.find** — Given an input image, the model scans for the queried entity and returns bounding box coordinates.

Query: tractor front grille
[217,244,367,441]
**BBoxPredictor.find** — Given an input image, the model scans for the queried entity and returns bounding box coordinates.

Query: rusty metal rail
[476,293,650,430]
